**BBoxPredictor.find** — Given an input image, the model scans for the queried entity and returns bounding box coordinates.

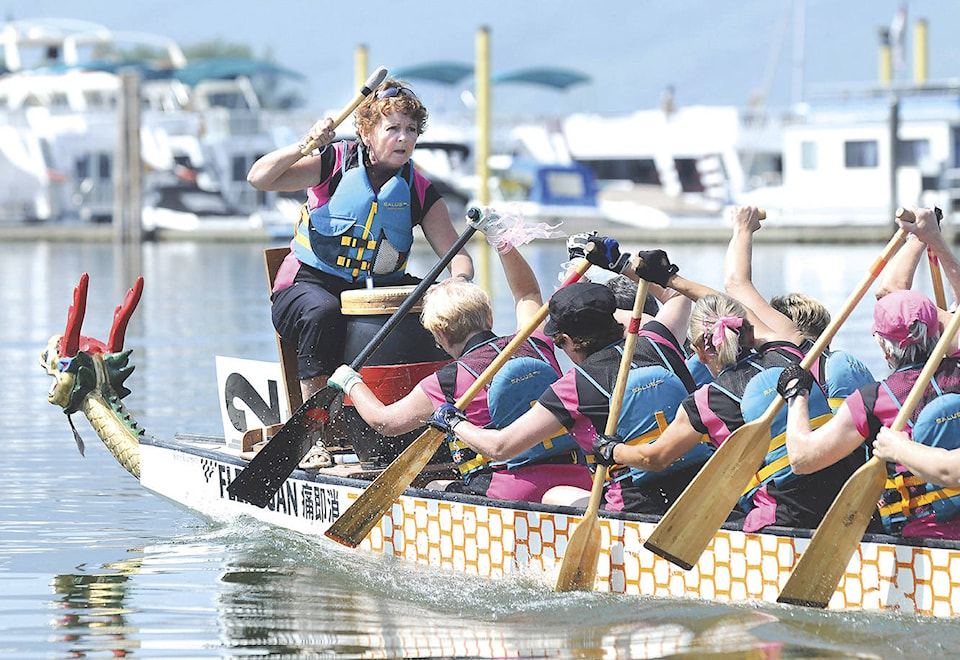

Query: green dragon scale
[40,273,145,479]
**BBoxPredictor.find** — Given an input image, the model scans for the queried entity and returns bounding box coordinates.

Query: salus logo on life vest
[631,377,665,394]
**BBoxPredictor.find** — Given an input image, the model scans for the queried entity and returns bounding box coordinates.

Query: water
[4,236,960,658]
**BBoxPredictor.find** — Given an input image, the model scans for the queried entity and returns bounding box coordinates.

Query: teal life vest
[879,380,960,533]
[439,335,581,482]
[735,366,834,512]
[293,143,415,284]
[822,349,875,412]
[575,350,713,485]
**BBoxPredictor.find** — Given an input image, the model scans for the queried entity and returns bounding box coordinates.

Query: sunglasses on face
[376,85,418,101]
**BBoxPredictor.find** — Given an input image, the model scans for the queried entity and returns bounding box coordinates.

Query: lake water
[3,234,960,658]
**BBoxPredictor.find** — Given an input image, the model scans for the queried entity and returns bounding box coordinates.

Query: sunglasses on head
[376,85,418,101]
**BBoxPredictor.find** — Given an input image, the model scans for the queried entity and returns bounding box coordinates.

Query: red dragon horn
[59,273,89,358]
[107,276,144,353]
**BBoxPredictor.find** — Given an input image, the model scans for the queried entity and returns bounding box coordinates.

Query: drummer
[246,77,473,406]
[327,224,594,502]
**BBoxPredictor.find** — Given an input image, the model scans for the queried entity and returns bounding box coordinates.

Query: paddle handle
[300,66,389,155]
[798,227,910,373]
[897,206,948,310]
[584,279,651,518]
[348,214,477,371]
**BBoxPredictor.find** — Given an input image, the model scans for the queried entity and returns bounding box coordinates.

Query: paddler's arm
[874,426,960,487]
[247,117,334,191]
[723,205,804,344]
[780,368,868,474]
[420,201,474,282]
[603,406,704,472]
[329,366,436,437]
[499,245,544,330]
[444,403,565,462]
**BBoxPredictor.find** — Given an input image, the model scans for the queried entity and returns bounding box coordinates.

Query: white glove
[328,365,363,396]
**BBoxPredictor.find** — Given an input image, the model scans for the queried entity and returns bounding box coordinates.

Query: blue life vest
[293,143,415,283]
[485,355,582,471]
[822,349,875,412]
[440,336,580,481]
[879,382,960,533]
[576,353,713,485]
[685,352,714,387]
[735,366,834,511]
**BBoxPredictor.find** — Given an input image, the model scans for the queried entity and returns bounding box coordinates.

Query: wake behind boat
[40,270,960,619]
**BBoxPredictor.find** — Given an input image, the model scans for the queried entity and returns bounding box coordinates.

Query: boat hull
[141,434,960,618]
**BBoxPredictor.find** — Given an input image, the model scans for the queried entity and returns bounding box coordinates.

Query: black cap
[544,282,617,336]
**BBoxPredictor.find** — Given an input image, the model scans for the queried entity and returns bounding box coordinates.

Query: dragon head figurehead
[41,274,146,478]
[41,273,144,413]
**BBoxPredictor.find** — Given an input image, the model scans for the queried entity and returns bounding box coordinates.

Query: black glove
[592,433,624,467]
[428,403,469,434]
[634,249,679,287]
[586,236,631,273]
[776,364,814,402]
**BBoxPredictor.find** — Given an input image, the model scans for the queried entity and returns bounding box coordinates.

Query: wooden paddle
[778,297,960,608]
[900,207,948,310]
[555,276,650,591]
[227,210,479,508]
[300,66,388,156]
[325,258,595,548]
[644,222,913,571]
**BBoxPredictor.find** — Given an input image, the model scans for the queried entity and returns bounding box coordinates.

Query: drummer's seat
[263,246,303,414]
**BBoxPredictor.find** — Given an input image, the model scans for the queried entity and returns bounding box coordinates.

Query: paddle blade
[644,409,776,569]
[325,427,446,548]
[555,511,601,592]
[777,457,887,608]
[227,387,344,508]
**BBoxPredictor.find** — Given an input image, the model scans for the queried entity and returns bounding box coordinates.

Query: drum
[339,285,451,468]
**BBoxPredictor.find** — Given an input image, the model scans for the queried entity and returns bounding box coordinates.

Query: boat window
[576,158,660,185]
[844,140,879,169]
[675,158,704,193]
[897,139,930,167]
[231,155,249,183]
[801,141,818,171]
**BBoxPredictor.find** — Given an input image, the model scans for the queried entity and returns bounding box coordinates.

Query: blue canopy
[390,62,591,91]
[172,57,306,86]
[391,61,474,85]
[491,67,591,90]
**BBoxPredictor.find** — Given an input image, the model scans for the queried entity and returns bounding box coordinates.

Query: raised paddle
[555,275,650,591]
[227,208,480,508]
[644,219,913,571]
[778,297,960,608]
[325,258,596,548]
[300,66,388,156]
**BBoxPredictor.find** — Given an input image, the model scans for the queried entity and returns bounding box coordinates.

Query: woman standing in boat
[327,232,594,502]
[430,243,705,515]
[785,207,960,538]
[246,78,474,403]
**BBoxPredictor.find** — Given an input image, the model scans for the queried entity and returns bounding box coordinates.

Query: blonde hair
[355,77,428,138]
[771,292,830,340]
[420,279,493,345]
[688,293,753,369]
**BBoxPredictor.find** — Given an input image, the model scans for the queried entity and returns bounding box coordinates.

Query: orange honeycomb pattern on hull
[346,492,960,617]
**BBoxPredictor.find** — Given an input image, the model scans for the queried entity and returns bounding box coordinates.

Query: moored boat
[40,271,960,619]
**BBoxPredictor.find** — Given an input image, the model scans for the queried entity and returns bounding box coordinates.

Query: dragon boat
[40,267,960,620]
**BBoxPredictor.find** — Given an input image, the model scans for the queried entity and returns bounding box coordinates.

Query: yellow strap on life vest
[352,201,378,278]
[741,411,832,497]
